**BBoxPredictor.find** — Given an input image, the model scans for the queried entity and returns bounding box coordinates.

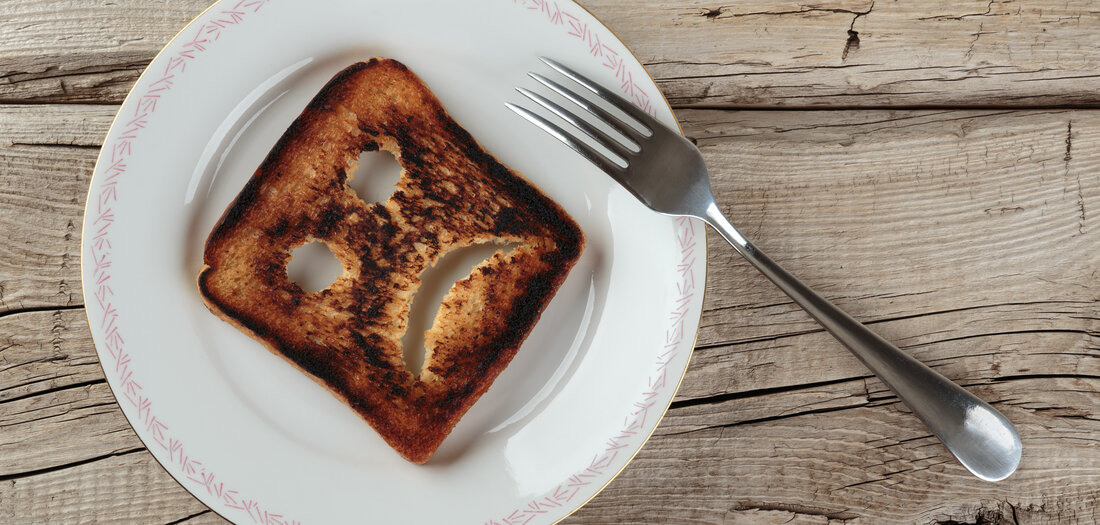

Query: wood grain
[567,108,1100,523]
[0,308,101,406]
[0,103,1096,522]
[0,449,220,525]
[0,0,207,104]
[6,1,1100,106]
[3,0,1100,522]
[594,0,1100,108]
[575,380,1100,524]
[678,109,1099,399]
[0,105,111,313]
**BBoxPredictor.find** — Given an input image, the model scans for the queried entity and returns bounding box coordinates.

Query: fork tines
[507,57,653,174]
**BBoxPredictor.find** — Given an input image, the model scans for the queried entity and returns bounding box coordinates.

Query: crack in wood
[731,500,860,521]
[0,447,144,483]
[875,299,1096,323]
[1063,121,1086,234]
[7,142,102,150]
[933,499,1028,525]
[0,378,107,407]
[1009,500,1021,525]
[646,59,766,68]
[690,110,962,142]
[0,373,61,394]
[0,99,122,107]
[837,476,888,490]
[662,402,866,436]
[671,376,866,409]
[692,327,825,350]
[965,21,989,60]
[700,299,1095,353]
[911,328,1099,352]
[0,304,84,321]
[842,29,861,60]
[656,66,846,83]
[869,433,937,449]
[843,1,874,61]
[989,372,1100,383]
[698,4,874,21]
[918,0,1001,21]
[1025,407,1098,421]
[701,7,722,19]
[0,62,145,86]
[0,395,120,429]
[163,510,215,525]
[706,299,796,313]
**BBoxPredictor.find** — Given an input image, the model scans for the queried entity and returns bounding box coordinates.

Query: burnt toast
[198,59,584,464]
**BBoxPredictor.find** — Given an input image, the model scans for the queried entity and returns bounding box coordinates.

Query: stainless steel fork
[508,57,1022,482]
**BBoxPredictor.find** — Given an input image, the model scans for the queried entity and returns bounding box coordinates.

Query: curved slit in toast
[198,58,584,464]
[402,240,521,379]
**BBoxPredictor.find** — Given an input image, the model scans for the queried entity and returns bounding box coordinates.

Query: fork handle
[703,203,1021,481]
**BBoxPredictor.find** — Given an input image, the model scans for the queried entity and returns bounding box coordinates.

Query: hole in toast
[286,241,343,293]
[347,149,403,204]
[401,241,521,378]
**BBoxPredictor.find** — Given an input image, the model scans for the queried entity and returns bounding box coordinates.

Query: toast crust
[198,59,583,463]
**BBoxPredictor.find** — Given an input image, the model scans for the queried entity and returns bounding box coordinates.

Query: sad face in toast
[197,59,584,464]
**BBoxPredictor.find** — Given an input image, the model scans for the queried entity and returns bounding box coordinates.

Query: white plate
[82,1,705,523]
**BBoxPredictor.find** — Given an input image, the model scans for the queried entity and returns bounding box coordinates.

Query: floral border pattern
[510,0,658,118]
[90,1,301,524]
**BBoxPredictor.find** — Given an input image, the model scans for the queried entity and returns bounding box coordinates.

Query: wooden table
[2,1,1098,523]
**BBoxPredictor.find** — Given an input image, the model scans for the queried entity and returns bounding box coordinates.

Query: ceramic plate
[82,0,705,523]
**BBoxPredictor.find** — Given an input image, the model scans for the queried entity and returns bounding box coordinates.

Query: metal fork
[508,57,1022,482]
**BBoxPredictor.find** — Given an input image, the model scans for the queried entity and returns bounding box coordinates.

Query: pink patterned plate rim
[81,1,706,523]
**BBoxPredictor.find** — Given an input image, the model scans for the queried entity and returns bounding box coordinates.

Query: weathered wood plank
[0,104,1096,522]
[592,0,1100,107]
[0,105,113,313]
[568,107,1100,523]
[0,370,141,477]
[0,308,100,405]
[0,449,220,525]
[0,0,207,104]
[572,379,1100,524]
[3,346,1094,524]
[0,309,137,478]
[6,1,1100,106]
[678,108,1099,399]
[3,363,1094,524]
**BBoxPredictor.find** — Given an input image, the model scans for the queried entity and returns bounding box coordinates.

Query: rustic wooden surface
[1,1,1098,523]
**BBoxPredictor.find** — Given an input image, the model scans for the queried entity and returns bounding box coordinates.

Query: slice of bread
[198,59,584,464]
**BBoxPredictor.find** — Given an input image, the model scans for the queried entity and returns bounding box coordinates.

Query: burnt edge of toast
[197,58,584,463]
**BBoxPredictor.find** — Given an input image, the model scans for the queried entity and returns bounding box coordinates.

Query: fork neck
[703,202,751,251]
